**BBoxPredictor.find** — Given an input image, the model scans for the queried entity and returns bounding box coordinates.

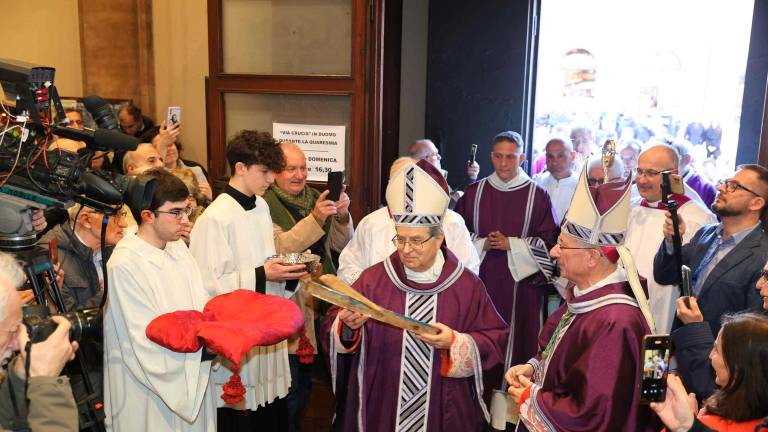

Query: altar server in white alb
[189,130,308,431]
[104,169,216,431]
[625,145,715,332]
[337,157,480,285]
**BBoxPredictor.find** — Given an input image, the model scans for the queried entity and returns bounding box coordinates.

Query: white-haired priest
[505,165,659,431]
[321,159,508,431]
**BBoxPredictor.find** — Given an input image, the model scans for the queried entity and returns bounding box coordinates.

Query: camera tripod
[13,246,106,432]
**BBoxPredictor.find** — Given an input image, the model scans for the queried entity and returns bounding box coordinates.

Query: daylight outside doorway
[531,0,755,184]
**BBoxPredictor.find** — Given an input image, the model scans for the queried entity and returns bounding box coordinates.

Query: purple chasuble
[454,177,557,366]
[684,171,717,209]
[518,281,659,431]
[321,249,508,432]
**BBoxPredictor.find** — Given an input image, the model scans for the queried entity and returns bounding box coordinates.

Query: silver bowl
[269,253,321,272]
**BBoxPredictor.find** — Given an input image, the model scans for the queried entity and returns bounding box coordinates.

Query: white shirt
[625,199,716,332]
[104,233,216,431]
[336,207,480,285]
[533,171,579,224]
[189,193,291,410]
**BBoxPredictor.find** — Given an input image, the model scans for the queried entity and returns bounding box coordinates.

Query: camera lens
[65,308,102,342]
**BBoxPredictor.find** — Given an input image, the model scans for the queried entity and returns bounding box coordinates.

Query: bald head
[390,157,417,180]
[635,145,680,202]
[123,143,164,174]
[639,145,679,171]
[408,139,441,170]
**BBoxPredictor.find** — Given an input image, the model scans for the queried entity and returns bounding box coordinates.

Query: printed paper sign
[273,123,346,181]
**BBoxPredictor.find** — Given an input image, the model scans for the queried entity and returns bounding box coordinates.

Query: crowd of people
[0,102,766,432]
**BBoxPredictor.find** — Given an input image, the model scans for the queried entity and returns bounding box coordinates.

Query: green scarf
[263,185,335,274]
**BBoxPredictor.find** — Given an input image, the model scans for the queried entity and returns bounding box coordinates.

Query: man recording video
[0,251,79,431]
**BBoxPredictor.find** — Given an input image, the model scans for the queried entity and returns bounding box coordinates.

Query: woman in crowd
[652,313,768,431]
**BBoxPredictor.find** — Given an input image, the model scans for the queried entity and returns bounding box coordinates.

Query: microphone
[52,126,139,151]
[83,95,119,130]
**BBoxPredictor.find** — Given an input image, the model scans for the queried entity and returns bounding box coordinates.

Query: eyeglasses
[154,206,193,220]
[587,177,604,186]
[760,269,768,280]
[717,179,760,197]
[392,235,433,251]
[634,168,674,179]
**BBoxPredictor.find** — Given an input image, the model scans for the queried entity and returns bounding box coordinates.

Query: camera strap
[6,353,30,431]
[23,342,31,406]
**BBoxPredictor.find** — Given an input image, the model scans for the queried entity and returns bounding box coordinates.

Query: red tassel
[296,326,315,364]
[221,372,246,404]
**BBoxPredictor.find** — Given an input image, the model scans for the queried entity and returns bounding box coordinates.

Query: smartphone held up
[640,335,672,404]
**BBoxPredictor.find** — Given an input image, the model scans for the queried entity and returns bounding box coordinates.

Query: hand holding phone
[327,171,344,202]
[640,335,672,404]
[167,106,181,127]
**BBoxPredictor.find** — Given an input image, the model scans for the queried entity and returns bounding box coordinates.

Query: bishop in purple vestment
[321,160,508,432]
[454,131,557,368]
[506,164,658,431]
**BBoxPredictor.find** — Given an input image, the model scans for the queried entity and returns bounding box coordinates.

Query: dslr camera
[22,304,101,343]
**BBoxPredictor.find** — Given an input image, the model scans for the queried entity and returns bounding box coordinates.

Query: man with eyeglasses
[505,164,658,432]
[654,164,768,338]
[337,157,480,286]
[455,131,557,368]
[667,261,768,402]
[104,169,217,431]
[322,159,507,431]
[37,203,129,406]
[625,145,715,333]
[190,130,307,431]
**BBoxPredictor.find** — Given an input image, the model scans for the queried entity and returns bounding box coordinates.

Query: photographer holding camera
[0,252,79,431]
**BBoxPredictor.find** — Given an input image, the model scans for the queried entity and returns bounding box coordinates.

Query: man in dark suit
[654,164,768,336]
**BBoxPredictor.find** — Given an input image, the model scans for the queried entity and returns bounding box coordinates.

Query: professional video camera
[0,58,156,250]
[0,59,155,432]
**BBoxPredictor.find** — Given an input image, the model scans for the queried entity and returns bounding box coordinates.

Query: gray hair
[428,225,444,238]
[0,252,25,321]
[587,156,624,179]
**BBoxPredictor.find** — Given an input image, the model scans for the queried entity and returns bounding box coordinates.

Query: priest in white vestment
[104,169,216,431]
[533,137,579,224]
[337,157,480,285]
[189,130,308,430]
[625,145,715,332]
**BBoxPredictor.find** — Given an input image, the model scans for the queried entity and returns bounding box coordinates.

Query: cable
[0,119,27,188]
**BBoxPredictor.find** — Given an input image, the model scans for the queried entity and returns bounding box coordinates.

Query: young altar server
[189,130,307,430]
[104,169,216,431]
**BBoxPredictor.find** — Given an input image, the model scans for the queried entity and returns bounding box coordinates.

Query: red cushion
[146,289,304,369]
[146,310,206,352]
[198,289,304,369]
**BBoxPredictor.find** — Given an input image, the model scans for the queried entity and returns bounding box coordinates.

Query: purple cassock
[321,249,508,432]
[517,280,659,431]
[454,175,557,367]
[683,170,717,209]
